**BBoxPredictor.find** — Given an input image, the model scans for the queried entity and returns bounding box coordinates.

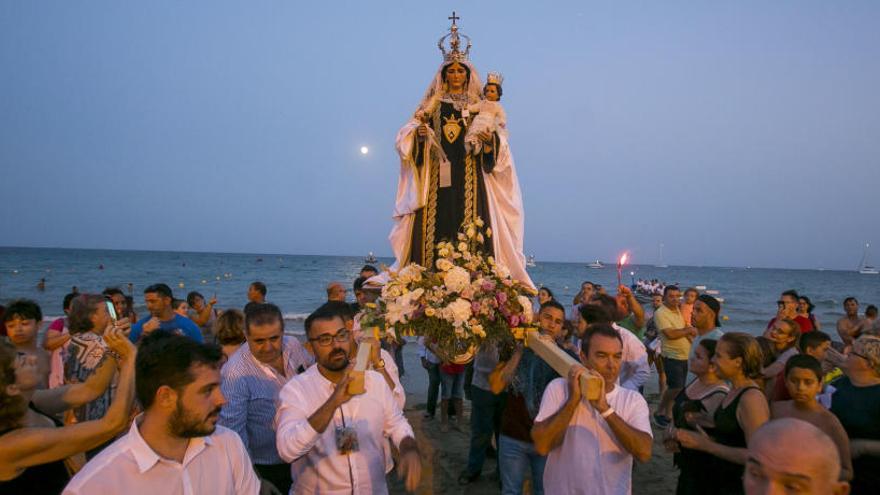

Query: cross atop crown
[437,11,471,63]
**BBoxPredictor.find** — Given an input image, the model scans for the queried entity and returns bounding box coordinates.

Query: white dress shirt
[612,323,650,391]
[275,365,415,495]
[63,418,260,495]
[535,378,652,495]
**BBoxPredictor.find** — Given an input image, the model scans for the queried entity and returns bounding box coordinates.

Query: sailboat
[364,252,378,264]
[858,243,879,275]
[587,260,604,269]
[526,254,537,267]
[655,243,669,268]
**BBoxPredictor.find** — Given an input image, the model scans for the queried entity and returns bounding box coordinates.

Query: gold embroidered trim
[464,153,476,227]
[423,138,439,269]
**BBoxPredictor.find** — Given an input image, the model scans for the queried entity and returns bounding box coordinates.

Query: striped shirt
[219,336,314,465]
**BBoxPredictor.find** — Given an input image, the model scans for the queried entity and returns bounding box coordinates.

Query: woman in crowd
[762,318,801,400]
[798,295,821,331]
[831,335,880,494]
[675,332,769,495]
[665,338,729,494]
[214,308,246,361]
[0,326,136,494]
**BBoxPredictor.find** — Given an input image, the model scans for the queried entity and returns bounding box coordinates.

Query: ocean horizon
[1,246,878,338]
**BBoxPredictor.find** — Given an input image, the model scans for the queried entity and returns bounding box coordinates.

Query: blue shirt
[219,337,314,464]
[129,314,204,343]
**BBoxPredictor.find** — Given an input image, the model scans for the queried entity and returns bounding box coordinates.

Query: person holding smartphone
[65,294,132,459]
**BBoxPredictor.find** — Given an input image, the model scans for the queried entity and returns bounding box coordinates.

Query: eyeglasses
[308,329,350,347]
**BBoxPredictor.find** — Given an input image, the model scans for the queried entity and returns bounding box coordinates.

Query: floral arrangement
[359,218,535,364]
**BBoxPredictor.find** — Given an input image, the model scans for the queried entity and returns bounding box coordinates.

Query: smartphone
[106,300,118,323]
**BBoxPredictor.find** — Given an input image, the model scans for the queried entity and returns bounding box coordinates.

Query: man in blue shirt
[129,283,203,343]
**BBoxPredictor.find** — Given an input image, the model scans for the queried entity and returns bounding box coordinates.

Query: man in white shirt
[275,305,421,494]
[220,303,314,494]
[64,332,261,495]
[578,300,650,392]
[531,323,653,495]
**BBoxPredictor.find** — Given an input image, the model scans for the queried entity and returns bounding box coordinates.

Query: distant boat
[858,243,879,275]
[655,242,668,268]
[526,255,537,267]
[587,260,604,269]
[364,252,378,264]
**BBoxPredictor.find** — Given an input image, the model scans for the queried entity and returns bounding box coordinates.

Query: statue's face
[444,63,468,91]
[484,84,499,101]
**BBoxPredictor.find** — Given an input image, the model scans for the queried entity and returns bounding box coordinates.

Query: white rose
[444,266,471,293]
[458,242,469,253]
[436,258,454,272]
[448,298,473,324]
[493,263,511,280]
[517,295,534,324]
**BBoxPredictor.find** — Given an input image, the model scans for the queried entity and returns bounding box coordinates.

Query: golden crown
[486,72,503,87]
[437,12,471,63]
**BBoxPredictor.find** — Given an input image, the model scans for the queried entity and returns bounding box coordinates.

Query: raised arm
[488,346,524,394]
[0,327,136,471]
[532,370,581,455]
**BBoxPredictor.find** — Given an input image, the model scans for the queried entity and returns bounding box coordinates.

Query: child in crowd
[2,299,50,389]
[465,73,506,154]
[771,354,852,481]
[798,330,844,407]
[762,318,800,400]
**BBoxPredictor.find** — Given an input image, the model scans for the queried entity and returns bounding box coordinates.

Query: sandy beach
[388,341,678,494]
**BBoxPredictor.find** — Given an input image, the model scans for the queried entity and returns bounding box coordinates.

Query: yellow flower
[425,307,436,317]
[487,256,495,266]
[486,228,493,238]
[476,233,485,244]
[466,226,476,239]
[475,217,484,228]
[458,242,468,253]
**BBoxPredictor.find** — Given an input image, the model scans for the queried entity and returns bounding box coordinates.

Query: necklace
[444,91,469,111]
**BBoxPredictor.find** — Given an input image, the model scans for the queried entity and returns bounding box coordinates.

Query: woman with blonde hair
[675,332,770,495]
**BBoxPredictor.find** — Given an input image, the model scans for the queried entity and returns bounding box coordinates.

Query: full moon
[360,146,369,155]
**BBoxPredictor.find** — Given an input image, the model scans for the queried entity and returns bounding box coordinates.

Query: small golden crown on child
[486,72,504,86]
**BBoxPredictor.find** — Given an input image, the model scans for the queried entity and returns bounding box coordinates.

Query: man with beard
[64,332,261,494]
[275,305,421,494]
[220,303,314,494]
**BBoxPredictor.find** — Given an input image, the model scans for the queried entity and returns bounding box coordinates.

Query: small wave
[283,312,311,321]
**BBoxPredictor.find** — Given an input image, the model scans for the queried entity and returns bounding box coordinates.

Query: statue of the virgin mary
[388,15,534,289]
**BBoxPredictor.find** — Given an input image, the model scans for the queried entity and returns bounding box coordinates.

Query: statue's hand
[417,124,429,138]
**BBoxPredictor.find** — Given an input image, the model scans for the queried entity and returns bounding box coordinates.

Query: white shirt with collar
[612,322,650,391]
[535,378,652,495]
[275,364,415,495]
[63,417,260,495]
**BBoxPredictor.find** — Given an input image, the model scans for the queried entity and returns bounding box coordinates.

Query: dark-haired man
[837,297,869,346]
[275,306,421,494]
[64,332,261,494]
[531,323,652,494]
[129,283,203,343]
[578,297,649,391]
[654,285,695,426]
[489,300,571,495]
[245,281,268,314]
[220,303,314,494]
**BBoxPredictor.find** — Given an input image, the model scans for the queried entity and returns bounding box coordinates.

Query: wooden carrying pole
[347,341,372,395]
[526,330,602,401]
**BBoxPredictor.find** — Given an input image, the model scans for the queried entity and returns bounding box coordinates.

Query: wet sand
[388,342,678,494]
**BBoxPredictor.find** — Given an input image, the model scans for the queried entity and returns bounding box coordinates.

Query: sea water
[1,247,878,337]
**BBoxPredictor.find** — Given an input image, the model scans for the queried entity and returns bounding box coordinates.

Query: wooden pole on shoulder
[525,330,602,401]
[347,341,372,395]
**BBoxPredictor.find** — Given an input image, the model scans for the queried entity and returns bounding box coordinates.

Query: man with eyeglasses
[219,303,313,494]
[275,305,421,494]
[766,289,813,335]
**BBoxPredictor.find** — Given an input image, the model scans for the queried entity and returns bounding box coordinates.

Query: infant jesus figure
[465,72,506,155]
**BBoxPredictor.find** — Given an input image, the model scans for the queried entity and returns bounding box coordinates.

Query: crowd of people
[0,268,879,494]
